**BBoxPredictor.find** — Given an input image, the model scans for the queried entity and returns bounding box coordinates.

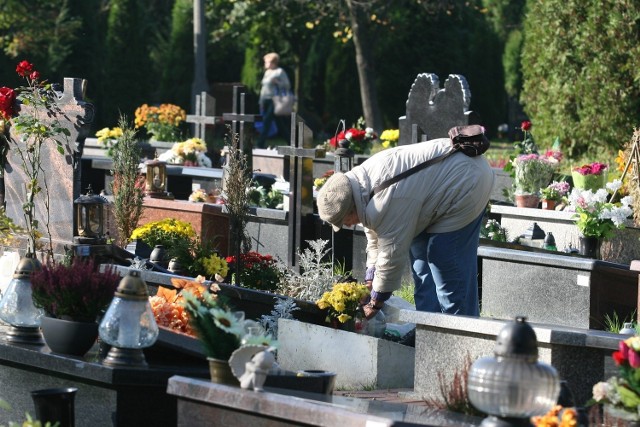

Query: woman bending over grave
[317,133,494,319]
[257,52,291,148]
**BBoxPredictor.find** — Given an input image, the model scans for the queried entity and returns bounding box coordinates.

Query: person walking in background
[316,135,494,319]
[257,52,291,149]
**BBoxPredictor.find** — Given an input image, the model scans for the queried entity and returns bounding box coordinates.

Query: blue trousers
[410,211,484,316]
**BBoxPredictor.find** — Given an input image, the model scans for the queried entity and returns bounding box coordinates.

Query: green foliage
[157,0,193,108]
[110,116,144,247]
[397,281,415,305]
[521,0,640,158]
[182,291,242,360]
[104,0,156,127]
[602,311,636,333]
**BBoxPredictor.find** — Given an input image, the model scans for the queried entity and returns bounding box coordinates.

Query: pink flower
[629,349,640,368]
[574,162,608,176]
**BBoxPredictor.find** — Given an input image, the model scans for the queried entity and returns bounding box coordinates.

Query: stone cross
[4,77,94,255]
[277,114,326,271]
[186,91,221,141]
[398,73,480,145]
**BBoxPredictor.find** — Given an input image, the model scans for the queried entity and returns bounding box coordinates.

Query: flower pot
[41,316,98,356]
[541,199,556,210]
[207,357,239,386]
[515,194,540,208]
[578,236,601,259]
[571,171,606,192]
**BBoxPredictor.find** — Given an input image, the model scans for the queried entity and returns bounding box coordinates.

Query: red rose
[612,350,627,366]
[520,121,532,131]
[345,128,366,141]
[0,86,16,120]
[16,60,34,77]
[29,71,40,81]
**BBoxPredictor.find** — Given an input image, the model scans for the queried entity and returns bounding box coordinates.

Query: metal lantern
[73,186,107,244]
[334,138,354,173]
[145,156,168,198]
[467,316,560,427]
[0,254,44,345]
[98,270,159,367]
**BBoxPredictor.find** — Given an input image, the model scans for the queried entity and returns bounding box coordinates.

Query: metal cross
[277,113,326,271]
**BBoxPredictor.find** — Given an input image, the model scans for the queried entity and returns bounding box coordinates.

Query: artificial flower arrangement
[134,103,186,142]
[130,218,228,280]
[313,170,335,191]
[540,181,571,203]
[572,162,608,192]
[247,183,284,209]
[150,276,211,335]
[225,251,282,292]
[512,152,559,196]
[531,405,578,426]
[590,336,640,422]
[326,117,376,155]
[566,179,633,239]
[189,188,208,203]
[157,137,212,167]
[480,219,509,242]
[95,126,123,157]
[316,282,370,324]
[31,258,120,322]
[181,286,276,360]
[379,129,400,149]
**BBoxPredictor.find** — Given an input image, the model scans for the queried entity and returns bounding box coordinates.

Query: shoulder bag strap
[369,149,457,199]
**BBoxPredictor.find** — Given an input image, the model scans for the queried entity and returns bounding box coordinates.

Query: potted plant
[539,180,570,210]
[316,282,370,332]
[30,257,120,356]
[572,161,608,191]
[225,251,282,292]
[181,287,276,385]
[566,179,633,258]
[512,153,558,208]
[134,103,186,142]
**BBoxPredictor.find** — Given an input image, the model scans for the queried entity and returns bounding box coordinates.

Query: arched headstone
[398,73,480,145]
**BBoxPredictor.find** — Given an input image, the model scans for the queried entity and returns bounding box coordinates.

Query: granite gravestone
[186,90,221,142]
[398,73,480,146]
[4,77,94,255]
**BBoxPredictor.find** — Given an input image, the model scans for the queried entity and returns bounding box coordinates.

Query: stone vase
[579,236,601,259]
[515,194,540,208]
[207,357,239,386]
[41,316,98,356]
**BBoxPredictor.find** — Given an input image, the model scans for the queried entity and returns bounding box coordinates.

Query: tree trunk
[346,0,383,134]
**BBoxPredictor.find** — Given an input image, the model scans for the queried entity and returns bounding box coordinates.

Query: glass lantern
[467,316,560,426]
[334,139,354,173]
[73,186,107,245]
[98,270,158,367]
[145,156,168,198]
[0,255,44,344]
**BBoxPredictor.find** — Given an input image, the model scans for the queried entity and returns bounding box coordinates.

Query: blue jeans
[257,99,275,149]
[410,211,484,316]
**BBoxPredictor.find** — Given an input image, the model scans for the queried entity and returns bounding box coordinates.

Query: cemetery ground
[1,76,639,426]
